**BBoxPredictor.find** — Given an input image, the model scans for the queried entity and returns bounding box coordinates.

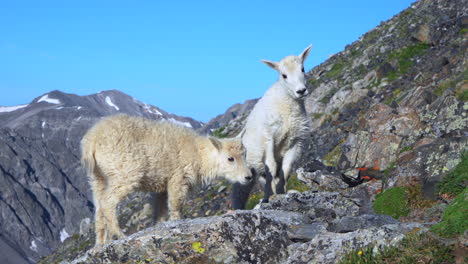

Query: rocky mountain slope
[5,0,468,263]
[0,90,202,264]
[205,0,468,197]
[197,98,258,135]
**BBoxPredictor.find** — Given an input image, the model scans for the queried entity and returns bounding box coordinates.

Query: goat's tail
[80,138,103,182]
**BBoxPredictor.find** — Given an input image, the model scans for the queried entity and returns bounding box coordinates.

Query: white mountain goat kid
[232,45,312,209]
[81,114,252,245]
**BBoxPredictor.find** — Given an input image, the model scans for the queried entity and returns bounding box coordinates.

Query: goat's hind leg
[153,192,169,223]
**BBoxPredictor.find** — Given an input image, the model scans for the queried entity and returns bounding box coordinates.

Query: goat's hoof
[89,244,104,254]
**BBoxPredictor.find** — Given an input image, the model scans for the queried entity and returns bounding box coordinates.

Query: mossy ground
[437,151,468,197]
[286,173,310,193]
[339,232,457,264]
[373,184,435,219]
[431,188,468,238]
[373,187,410,219]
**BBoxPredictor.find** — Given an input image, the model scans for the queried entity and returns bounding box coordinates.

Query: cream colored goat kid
[81,114,252,245]
[237,46,312,206]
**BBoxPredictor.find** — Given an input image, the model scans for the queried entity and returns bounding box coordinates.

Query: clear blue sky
[0,0,415,122]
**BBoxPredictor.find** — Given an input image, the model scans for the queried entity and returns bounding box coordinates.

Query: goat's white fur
[241,45,312,194]
[81,114,251,245]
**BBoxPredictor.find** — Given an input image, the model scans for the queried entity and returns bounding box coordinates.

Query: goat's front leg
[279,145,301,193]
[264,137,278,198]
[264,137,277,179]
[167,179,189,220]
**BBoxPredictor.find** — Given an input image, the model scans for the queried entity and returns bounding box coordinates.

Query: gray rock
[327,214,398,233]
[258,191,361,222]
[287,223,328,242]
[296,167,349,190]
[69,210,305,264]
[285,223,424,264]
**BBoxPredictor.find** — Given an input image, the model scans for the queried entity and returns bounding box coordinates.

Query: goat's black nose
[296,88,306,95]
[245,176,253,181]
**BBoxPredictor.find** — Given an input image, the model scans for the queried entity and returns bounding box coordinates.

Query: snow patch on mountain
[60,229,70,242]
[144,104,162,116]
[0,104,28,113]
[169,118,192,128]
[105,96,119,111]
[38,95,61,104]
[30,240,37,252]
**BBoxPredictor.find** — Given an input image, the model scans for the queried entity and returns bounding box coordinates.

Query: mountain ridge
[0,89,203,264]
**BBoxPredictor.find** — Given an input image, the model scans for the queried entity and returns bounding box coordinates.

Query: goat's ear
[209,137,222,151]
[261,60,279,71]
[300,45,312,62]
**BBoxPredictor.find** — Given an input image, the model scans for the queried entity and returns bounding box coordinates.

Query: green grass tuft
[373,184,434,219]
[245,192,264,210]
[339,232,455,264]
[385,43,429,80]
[325,61,346,78]
[373,187,410,219]
[312,112,324,119]
[456,89,468,102]
[437,152,468,197]
[286,173,310,193]
[434,79,457,97]
[212,126,228,138]
[431,188,468,238]
[399,145,413,153]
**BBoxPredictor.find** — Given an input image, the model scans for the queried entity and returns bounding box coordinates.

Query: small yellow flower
[192,241,206,253]
[357,250,363,256]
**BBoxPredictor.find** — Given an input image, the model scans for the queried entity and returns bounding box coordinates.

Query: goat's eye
[228,157,234,162]
[302,67,305,72]
[282,74,287,79]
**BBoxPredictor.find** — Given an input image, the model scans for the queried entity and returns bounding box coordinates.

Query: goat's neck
[196,139,220,185]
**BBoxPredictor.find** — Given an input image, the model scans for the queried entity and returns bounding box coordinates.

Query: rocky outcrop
[57,189,423,264]
[0,90,203,263]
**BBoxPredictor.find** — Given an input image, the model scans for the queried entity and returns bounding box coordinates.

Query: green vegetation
[308,78,318,86]
[373,187,410,219]
[319,87,339,104]
[384,88,402,105]
[437,152,468,196]
[339,232,455,264]
[383,161,396,177]
[405,184,436,210]
[212,126,228,138]
[456,89,468,101]
[434,79,457,97]
[384,43,430,80]
[77,239,92,252]
[286,173,310,193]
[373,184,435,219]
[325,61,346,79]
[311,112,324,119]
[245,192,264,210]
[460,28,468,35]
[323,143,343,167]
[431,188,468,238]
[433,69,468,100]
[399,145,413,153]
